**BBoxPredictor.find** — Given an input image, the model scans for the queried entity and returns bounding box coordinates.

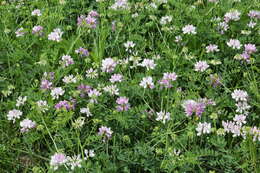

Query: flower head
[206,44,219,53]
[116,96,130,111]
[101,58,117,73]
[7,109,23,122]
[182,24,196,35]
[182,100,206,117]
[50,153,67,170]
[156,111,171,123]
[51,87,65,100]
[227,39,241,49]
[15,27,26,37]
[140,76,155,89]
[31,9,41,16]
[48,28,63,42]
[110,74,123,83]
[194,61,209,72]
[231,89,248,102]
[32,25,44,35]
[20,119,36,132]
[98,126,113,141]
[196,122,211,136]
[75,47,89,57]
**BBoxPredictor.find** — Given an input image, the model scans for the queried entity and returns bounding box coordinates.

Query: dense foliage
[0,0,259,172]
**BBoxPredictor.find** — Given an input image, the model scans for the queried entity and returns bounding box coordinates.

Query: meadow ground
[0,0,259,172]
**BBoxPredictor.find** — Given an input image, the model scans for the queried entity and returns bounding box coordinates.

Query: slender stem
[41,117,58,151]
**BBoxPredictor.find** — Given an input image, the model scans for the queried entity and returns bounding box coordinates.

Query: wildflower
[72,117,86,129]
[217,21,229,34]
[250,127,260,142]
[66,155,82,170]
[140,76,155,89]
[182,100,206,117]
[40,79,52,90]
[89,10,99,17]
[224,10,241,22]
[16,96,27,107]
[110,0,129,10]
[158,72,178,88]
[62,75,77,84]
[86,68,98,78]
[163,72,177,81]
[80,107,92,117]
[110,74,123,83]
[75,47,89,57]
[101,58,117,73]
[244,44,257,54]
[48,28,63,42]
[98,126,113,141]
[206,44,219,53]
[235,102,250,114]
[88,89,101,103]
[77,11,99,28]
[155,111,171,123]
[222,121,242,137]
[51,87,65,100]
[103,85,119,96]
[129,56,141,68]
[116,96,130,111]
[194,61,209,72]
[60,55,74,67]
[247,21,256,28]
[124,41,135,52]
[231,89,248,102]
[227,39,241,49]
[160,16,172,25]
[31,9,41,16]
[233,114,246,125]
[55,100,74,111]
[140,59,156,70]
[240,52,250,61]
[209,74,221,87]
[248,10,260,19]
[36,100,49,113]
[149,2,157,9]
[20,119,36,132]
[175,35,182,43]
[15,27,26,37]
[77,84,92,97]
[7,109,23,122]
[50,153,67,170]
[196,122,211,136]
[182,24,196,35]
[43,72,55,80]
[84,149,95,160]
[32,25,43,35]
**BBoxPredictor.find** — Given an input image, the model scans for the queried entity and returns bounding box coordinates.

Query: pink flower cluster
[240,44,257,62]
[77,10,99,28]
[182,98,214,117]
[101,58,117,73]
[221,90,251,137]
[77,84,92,97]
[55,100,75,111]
[75,47,89,57]
[116,97,130,111]
[20,119,36,133]
[158,72,178,88]
[98,126,113,141]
